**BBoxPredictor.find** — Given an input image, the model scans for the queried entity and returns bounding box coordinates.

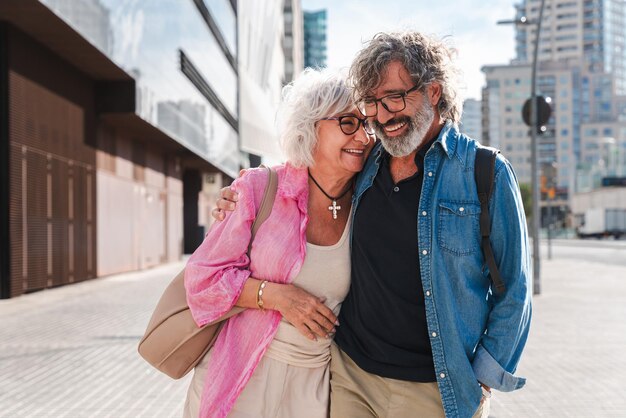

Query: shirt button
[432,332,437,337]
[428,172,433,177]
[422,250,428,255]
[422,211,427,216]
[459,207,465,212]
[393,186,399,192]
[440,373,446,379]
[426,290,431,296]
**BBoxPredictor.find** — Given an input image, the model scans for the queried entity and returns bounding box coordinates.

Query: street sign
[522,96,552,128]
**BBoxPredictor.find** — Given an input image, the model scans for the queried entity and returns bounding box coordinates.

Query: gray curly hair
[349,31,463,123]
[278,68,354,167]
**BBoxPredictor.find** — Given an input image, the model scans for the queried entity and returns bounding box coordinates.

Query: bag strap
[248,166,278,253]
[474,147,506,295]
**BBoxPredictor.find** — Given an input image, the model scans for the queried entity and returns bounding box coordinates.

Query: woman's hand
[265,283,338,341]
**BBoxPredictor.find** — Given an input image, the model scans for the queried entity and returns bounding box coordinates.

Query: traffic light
[522,96,552,132]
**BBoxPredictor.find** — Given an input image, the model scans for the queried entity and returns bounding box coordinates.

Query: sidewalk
[488,256,626,417]
[0,262,190,418]
[1,254,625,417]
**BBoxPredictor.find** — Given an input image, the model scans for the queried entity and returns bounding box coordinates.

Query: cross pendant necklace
[328,200,341,219]
[308,170,353,220]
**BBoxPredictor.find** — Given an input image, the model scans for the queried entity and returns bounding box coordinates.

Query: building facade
[0,0,301,299]
[303,9,327,69]
[460,98,482,142]
[483,0,626,206]
[284,0,305,85]
[482,64,534,183]
[238,0,304,165]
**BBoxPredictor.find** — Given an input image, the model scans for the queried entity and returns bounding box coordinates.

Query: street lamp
[497,0,547,295]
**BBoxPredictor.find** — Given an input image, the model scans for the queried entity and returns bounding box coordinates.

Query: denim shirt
[350,121,532,418]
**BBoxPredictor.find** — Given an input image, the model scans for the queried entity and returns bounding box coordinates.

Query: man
[214,31,531,418]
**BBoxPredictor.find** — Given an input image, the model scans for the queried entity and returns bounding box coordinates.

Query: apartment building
[483,0,626,203]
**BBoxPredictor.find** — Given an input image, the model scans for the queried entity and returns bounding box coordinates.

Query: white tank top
[264,215,352,368]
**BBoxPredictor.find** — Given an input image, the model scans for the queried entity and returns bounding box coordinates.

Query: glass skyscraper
[304,9,327,69]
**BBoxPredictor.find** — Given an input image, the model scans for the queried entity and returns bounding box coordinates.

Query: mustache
[373,116,413,131]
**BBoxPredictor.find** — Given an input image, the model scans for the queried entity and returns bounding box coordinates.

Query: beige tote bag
[138,167,278,379]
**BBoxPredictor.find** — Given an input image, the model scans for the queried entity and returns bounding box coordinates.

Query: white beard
[375,100,435,158]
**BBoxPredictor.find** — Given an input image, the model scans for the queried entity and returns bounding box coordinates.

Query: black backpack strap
[475,146,506,294]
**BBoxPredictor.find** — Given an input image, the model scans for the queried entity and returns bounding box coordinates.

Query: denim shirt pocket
[437,200,481,255]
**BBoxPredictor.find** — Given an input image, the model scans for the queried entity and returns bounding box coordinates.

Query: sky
[302,0,521,100]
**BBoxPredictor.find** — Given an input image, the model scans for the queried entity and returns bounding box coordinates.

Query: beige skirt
[183,350,330,418]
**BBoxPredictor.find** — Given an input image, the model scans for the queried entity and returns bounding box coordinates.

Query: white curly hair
[278,68,354,167]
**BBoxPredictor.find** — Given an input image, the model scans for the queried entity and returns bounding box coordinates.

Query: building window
[556,23,577,30]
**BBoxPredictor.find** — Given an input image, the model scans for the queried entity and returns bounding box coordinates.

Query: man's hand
[211,187,239,221]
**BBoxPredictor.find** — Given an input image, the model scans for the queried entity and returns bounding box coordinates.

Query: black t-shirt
[335,142,436,382]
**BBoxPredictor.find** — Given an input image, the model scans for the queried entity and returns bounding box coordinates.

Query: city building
[482,64,533,182]
[284,0,304,85]
[0,0,301,299]
[460,98,482,142]
[483,0,626,207]
[303,9,327,69]
[238,0,304,165]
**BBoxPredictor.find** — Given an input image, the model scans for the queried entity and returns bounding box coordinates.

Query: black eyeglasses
[319,115,375,136]
[357,84,421,117]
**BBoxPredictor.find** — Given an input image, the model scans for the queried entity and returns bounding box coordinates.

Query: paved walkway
[488,252,626,417]
[1,248,625,417]
[0,262,191,418]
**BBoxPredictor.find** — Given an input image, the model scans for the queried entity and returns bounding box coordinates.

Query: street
[542,239,626,267]
[0,239,625,417]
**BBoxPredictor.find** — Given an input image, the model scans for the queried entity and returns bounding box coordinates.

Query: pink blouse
[184,163,309,418]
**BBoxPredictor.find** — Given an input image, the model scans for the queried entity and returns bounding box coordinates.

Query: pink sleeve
[184,170,265,327]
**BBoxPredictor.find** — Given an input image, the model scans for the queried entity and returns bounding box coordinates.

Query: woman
[183,69,375,418]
